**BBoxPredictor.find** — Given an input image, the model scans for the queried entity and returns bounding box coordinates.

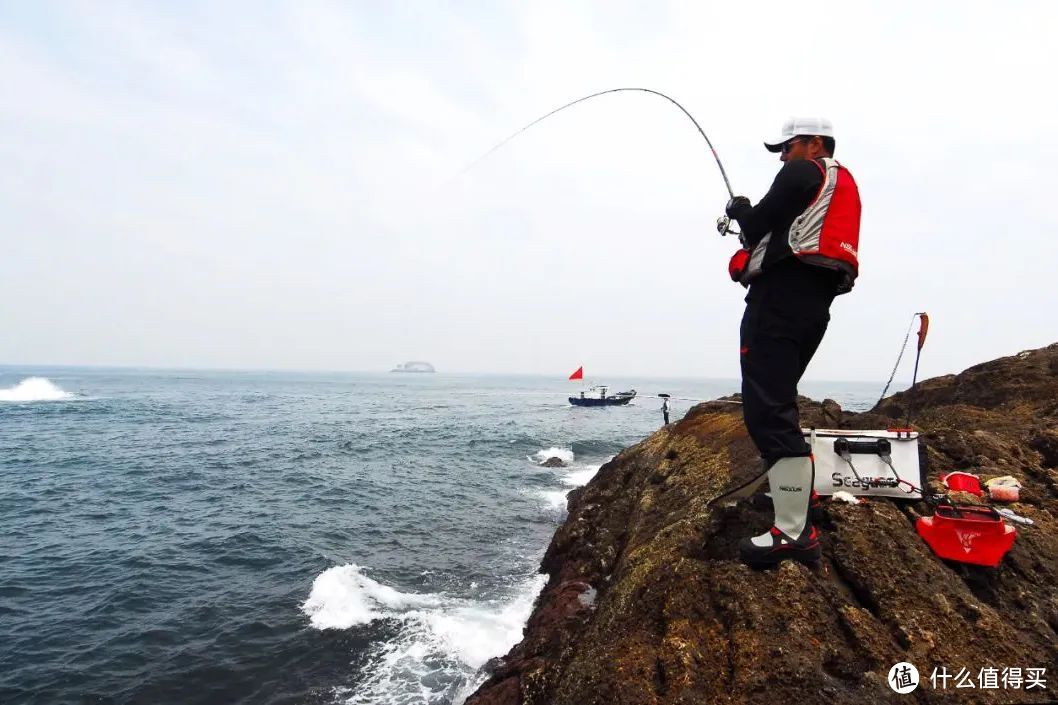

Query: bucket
[916,505,1016,567]
[941,471,982,496]
[807,429,922,499]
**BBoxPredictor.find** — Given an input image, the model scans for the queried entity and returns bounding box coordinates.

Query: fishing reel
[716,216,744,244]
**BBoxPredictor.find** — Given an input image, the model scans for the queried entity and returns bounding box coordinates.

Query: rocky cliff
[467,343,1058,704]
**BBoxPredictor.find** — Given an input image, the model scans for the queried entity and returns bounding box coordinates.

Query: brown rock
[467,342,1058,705]
[821,398,844,426]
[1029,429,1058,468]
[473,345,1058,702]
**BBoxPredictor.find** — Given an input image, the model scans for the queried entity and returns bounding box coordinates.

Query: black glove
[725,196,751,218]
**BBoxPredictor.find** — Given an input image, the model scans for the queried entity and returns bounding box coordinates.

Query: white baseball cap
[764,117,834,152]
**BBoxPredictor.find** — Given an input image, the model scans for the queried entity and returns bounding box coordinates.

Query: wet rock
[481,657,506,676]
[541,456,566,468]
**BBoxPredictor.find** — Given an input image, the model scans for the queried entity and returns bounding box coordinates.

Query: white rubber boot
[739,455,821,566]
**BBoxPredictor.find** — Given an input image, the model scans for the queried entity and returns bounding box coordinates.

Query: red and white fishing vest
[738,158,861,293]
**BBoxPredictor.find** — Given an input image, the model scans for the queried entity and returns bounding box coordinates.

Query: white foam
[561,464,601,487]
[529,447,574,465]
[536,489,570,511]
[301,564,442,630]
[0,377,74,402]
[417,581,542,669]
[304,565,546,705]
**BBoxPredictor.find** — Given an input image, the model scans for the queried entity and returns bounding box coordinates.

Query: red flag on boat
[568,366,584,381]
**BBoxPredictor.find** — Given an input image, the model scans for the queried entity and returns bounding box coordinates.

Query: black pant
[739,259,836,462]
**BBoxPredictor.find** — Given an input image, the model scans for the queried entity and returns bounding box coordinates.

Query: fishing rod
[877,312,929,408]
[458,87,735,199]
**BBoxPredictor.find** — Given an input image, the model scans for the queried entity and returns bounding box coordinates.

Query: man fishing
[458,94,859,567]
[723,117,862,566]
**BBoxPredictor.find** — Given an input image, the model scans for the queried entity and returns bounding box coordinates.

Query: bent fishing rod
[457,87,736,200]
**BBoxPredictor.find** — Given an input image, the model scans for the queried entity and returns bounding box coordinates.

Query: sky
[2,0,1057,382]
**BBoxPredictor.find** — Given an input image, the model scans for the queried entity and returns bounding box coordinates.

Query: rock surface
[467,344,1058,705]
[541,457,567,468]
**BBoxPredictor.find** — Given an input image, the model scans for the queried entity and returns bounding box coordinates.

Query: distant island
[390,361,436,373]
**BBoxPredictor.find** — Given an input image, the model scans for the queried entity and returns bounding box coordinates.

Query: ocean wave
[302,565,443,630]
[561,464,602,487]
[302,564,545,704]
[528,447,574,465]
[535,489,570,511]
[570,439,625,456]
[0,377,75,402]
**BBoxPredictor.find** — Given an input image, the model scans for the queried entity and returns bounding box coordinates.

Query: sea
[0,367,883,705]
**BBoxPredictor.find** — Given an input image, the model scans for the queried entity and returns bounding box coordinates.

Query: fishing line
[639,394,740,404]
[457,87,735,198]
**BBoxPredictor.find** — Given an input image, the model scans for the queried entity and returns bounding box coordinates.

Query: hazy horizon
[0,357,971,388]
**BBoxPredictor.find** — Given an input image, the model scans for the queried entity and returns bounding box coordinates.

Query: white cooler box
[805,429,923,499]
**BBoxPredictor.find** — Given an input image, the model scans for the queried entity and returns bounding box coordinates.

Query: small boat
[390,361,436,373]
[569,386,636,407]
